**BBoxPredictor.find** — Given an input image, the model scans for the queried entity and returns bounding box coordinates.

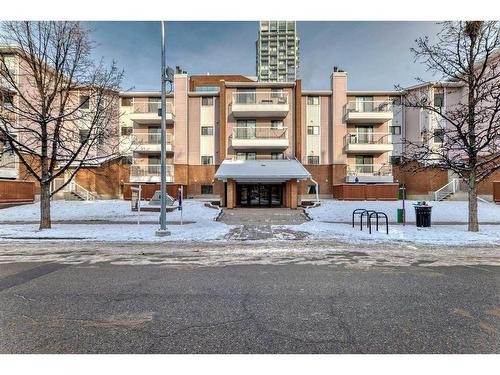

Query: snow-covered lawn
[0,221,231,242]
[0,199,216,223]
[307,199,500,223]
[277,222,500,246]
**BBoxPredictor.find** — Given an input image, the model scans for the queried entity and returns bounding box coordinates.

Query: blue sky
[89,21,442,92]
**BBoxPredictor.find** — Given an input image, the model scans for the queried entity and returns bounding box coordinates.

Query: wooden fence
[494,181,500,203]
[333,183,399,201]
[0,180,35,204]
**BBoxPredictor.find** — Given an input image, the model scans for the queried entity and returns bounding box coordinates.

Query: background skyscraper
[256,21,300,82]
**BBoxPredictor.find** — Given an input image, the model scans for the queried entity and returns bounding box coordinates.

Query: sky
[89,21,443,92]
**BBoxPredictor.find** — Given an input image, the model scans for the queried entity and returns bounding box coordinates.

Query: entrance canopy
[215,159,311,183]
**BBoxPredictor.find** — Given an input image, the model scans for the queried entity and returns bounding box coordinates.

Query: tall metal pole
[156,20,170,236]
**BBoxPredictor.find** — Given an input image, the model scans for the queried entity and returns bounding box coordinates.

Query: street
[0,241,498,353]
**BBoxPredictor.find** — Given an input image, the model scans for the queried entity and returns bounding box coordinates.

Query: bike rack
[368,211,389,234]
[360,210,377,231]
[352,209,367,228]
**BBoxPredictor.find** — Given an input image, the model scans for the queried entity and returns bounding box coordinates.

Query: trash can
[397,208,405,223]
[414,205,432,227]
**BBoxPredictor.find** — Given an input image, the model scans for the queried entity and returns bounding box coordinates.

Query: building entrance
[236,183,283,207]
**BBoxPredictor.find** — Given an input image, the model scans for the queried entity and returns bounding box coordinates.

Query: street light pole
[156,20,170,237]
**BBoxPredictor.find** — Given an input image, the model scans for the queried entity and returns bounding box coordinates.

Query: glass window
[307,156,319,165]
[307,96,319,105]
[195,86,220,93]
[80,95,90,109]
[390,156,402,165]
[79,129,90,143]
[121,127,132,136]
[201,97,213,106]
[201,126,214,136]
[307,185,319,194]
[433,128,445,143]
[121,97,132,106]
[201,156,214,165]
[271,120,284,129]
[121,156,132,165]
[201,185,213,194]
[271,152,284,160]
[390,126,401,135]
[434,93,444,108]
[308,126,320,135]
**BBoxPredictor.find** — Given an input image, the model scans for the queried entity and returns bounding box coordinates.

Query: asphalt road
[0,251,499,353]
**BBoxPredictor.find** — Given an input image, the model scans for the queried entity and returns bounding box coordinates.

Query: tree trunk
[468,175,479,232]
[39,181,52,229]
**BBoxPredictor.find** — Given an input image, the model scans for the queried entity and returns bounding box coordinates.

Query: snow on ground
[0,199,216,223]
[307,199,500,223]
[275,222,500,246]
[0,221,232,242]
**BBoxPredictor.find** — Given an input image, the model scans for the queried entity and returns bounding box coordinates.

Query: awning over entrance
[214,159,311,183]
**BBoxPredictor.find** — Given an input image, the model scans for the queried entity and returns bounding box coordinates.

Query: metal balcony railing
[131,101,173,115]
[130,164,174,177]
[232,127,287,140]
[344,132,391,145]
[232,91,288,106]
[345,101,393,113]
[347,164,392,176]
[132,131,173,145]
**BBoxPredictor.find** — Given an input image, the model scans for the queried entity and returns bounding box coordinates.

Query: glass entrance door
[237,184,283,207]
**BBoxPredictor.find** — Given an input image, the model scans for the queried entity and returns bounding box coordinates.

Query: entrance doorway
[237,183,283,207]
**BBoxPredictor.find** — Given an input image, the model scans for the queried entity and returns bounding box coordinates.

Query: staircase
[433,178,460,201]
[51,179,97,201]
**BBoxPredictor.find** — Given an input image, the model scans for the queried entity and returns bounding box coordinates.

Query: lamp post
[156,20,170,237]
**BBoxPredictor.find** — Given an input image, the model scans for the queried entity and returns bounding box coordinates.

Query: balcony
[345,101,393,123]
[344,132,393,154]
[129,101,174,124]
[132,131,173,153]
[231,92,289,118]
[129,164,174,183]
[345,164,393,183]
[231,127,289,150]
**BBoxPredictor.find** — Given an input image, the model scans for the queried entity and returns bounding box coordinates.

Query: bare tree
[0,21,123,229]
[399,21,500,232]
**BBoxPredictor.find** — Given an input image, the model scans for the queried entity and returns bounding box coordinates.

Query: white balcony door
[356,126,373,143]
[356,155,373,174]
[355,96,373,112]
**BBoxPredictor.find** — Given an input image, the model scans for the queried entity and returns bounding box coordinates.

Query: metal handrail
[347,164,392,176]
[232,91,289,105]
[232,127,288,140]
[50,178,96,201]
[345,132,391,145]
[132,131,173,145]
[131,101,173,114]
[130,164,174,177]
[346,101,393,113]
[434,178,460,201]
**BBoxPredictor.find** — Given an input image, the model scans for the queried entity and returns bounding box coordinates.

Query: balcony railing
[132,131,173,145]
[130,164,174,177]
[131,101,173,115]
[344,132,391,145]
[347,164,392,176]
[0,152,17,168]
[233,127,287,140]
[346,101,392,113]
[233,91,288,105]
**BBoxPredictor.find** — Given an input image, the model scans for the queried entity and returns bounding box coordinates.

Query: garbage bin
[397,208,405,223]
[414,205,432,227]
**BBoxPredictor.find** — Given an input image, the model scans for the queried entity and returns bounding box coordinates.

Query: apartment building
[121,70,406,207]
[256,21,300,83]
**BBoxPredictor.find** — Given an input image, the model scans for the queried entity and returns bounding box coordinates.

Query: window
[79,129,90,143]
[1,94,14,108]
[121,156,132,165]
[201,185,213,195]
[121,97,132,106]
[307,126,320,135]
[307,156,319,165]
[390,156,402,165]
[390,126,401,135]
[433,128,445,143]
[434,93,444,108]
[121,127,132,136]
[271,120,284,129]
[201,126,214,136]
[201,156,214,165]
[80,95,90,109]
[195,86,220,93]
[307,96,319,105]
[236,152,256,160]
[201,97,213,106]
[271,152,284,160]
[307,185,319,194]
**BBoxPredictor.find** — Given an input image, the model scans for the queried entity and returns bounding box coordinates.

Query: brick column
[226,179,237,209]
[289,179,298,209]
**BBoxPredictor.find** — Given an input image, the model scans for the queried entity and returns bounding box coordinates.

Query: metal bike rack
[352,209,368,228]
[368,211,389,234]
[360,210,377,231]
